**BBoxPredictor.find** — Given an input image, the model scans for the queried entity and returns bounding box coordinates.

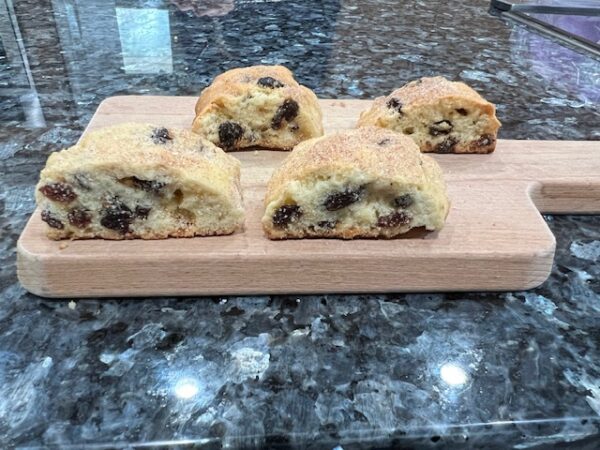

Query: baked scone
[357,76,501,153]
[192,65,324,151]
[36,123,244,240]
[262,127,450,239]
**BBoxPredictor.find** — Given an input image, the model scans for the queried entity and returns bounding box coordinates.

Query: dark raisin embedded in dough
[272,205,302,228]
[378,138,391,146]
[271,99,299,129]
[41,210,64,229]
[476,134,495,147]
[386,98,403,115]
[377,211,411,228]
[39,182,77,203]
[68,209,92,228]
[132,177,165,194]
[135,206,151,219]
[435,137,459,153]
[218,121,244,150]
[257,77,284,89]
[456,108,468,116]
[152,127,172,144]
[394,194,414,209]
[100,198,134,234]
[429,120,453,136]
[317,220,337,229]
[324,187,364,211]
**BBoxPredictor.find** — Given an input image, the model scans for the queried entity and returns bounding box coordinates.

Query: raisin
[272,205,302,228]
[132,177,165,194]
[271,99,299,129]
[317,220,337,229]
[386,98,403,115]
[39,182,77,203]
[68,209,92,228]
[152,127,172,144]
[100,198,134,233]
[377,211,411,228]
[429,120,453,136]
[257,77,284,89]
[435,137,459,153]
[41,210,64,229]
[394,194,413,209]
[324,187,363,211]
[456,108,468,116]
[378,138,391,146]
[135,206,151,219]
[476,134,495,147]
[218,121,244,150]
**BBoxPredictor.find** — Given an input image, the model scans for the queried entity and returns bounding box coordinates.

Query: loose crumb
[59,242,69,250]
[253,150,259,156]
[68,300,77,310]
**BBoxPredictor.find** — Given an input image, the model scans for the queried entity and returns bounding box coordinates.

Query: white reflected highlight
[440,362,468,387]
[174,377,199,399]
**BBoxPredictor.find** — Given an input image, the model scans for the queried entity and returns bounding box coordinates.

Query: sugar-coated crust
[262,127,450,239]
[36,123,244,240]
[357,76,501,154]
[192,65,323,150]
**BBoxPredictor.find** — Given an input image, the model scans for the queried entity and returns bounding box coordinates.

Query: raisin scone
[357,76,501,153]
[262,127,450,239]
[192,65,324,151]
[36,123,244,240]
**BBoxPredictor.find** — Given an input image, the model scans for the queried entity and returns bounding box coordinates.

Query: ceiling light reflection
[440,362,468,387]
[174,377,200,399]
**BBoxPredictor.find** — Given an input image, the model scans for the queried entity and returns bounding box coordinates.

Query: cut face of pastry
[192,65,324,151]
[262,127,450,239]
[357,76,501,153]
[36,123,244,240]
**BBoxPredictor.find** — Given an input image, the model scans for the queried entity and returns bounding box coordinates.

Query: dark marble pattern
[1,0,599,448]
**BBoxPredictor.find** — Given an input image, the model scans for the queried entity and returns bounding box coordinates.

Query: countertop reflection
[0,0,599,448]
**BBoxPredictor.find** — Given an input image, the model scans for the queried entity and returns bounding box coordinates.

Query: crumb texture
[262,127,450,239]
[36,123,245,240]
[357,76,501,153]
[192,65,324,151]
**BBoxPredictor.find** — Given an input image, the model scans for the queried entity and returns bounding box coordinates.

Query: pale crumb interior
[39,171,243,239]
[196,91,301,149]
[265,171,445,238]
[387,103,494,149]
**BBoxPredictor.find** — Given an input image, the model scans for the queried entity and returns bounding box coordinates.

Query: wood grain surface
[16,96,600,297]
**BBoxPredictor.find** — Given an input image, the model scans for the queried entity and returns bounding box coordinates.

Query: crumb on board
[254,150,259,155]
[68,300,77,310]
[59,242,69,250]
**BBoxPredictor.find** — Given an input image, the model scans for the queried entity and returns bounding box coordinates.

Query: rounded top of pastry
[265,126,446,202]
[40,123,241,191]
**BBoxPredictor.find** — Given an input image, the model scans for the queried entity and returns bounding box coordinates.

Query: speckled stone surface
[1,0,599,448]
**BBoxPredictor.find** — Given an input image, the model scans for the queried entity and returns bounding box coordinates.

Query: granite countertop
[1,0,599,448]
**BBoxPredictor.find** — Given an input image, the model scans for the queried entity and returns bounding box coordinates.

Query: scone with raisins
[262,127,450,239]
[36,123,244,240]
[357,76,501,153]
[192,65,323,151]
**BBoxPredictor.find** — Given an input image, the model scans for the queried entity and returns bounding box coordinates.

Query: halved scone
[36,123,244,240]
[192,65,323,151]
[262,127,450,239]
[357,76,501,153]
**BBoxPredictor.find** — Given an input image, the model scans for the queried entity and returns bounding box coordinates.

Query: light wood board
[17,96,600,297]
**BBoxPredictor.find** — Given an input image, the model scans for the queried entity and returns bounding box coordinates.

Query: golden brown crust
[262,127,450,240]
[357,76,501,154]
[192,65,323,150]
[36,123,244,240]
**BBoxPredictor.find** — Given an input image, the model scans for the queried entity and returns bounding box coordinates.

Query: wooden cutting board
[17,96,600,297]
